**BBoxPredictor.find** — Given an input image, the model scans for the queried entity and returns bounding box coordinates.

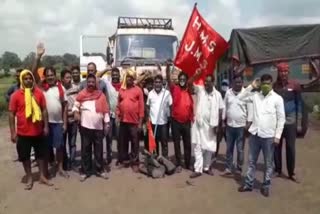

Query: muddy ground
[0,121,319,214]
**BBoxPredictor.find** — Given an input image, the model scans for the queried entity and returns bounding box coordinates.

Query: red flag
[147,119,156,153]
[174,5,229,85]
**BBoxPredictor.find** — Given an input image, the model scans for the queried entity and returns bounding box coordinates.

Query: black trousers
[151,124,169,158]
[118,122,139,164]
[171,119,191,168]
[274,124,296,176]
[63,122,78,169]
[105,117,119,164]
[80,127,104,175]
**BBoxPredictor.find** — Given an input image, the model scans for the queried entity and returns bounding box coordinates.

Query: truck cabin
[107,17,179,70]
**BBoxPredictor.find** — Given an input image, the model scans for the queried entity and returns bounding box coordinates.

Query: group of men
[7,44,303,197]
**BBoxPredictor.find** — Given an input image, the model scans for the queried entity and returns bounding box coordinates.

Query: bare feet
[24,176,33,190]
[39,177,54,186]
[175,166,182,173]
[288,175,301,184]
[131,165,139,173]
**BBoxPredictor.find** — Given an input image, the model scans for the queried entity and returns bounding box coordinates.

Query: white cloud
[0,0,319,58]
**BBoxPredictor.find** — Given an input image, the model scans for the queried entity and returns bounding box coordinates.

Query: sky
[0,0,319,58]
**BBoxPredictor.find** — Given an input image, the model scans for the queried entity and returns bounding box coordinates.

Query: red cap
[276,62,289,73]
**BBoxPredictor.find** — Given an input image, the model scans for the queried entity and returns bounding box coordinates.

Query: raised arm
[187,68,203,87]
[237,79,260,102]
[32,43,45,85]
[165,60,173,87]
[97,67,112,78]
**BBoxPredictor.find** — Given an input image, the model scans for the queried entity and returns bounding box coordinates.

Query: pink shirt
[73,100,110,130]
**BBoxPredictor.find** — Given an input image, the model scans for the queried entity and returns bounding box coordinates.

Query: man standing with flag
[189,70,224,178]
[173,4,228,173]
[166,62,194,173]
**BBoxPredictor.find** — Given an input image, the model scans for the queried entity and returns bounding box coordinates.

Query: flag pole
[173,3,198,64]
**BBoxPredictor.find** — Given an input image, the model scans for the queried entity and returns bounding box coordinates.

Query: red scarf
[76,89,109,113]
[42,81,64,101]
[112,82,121,91]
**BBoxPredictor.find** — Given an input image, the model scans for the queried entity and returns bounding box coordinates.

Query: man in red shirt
[116,69,144,172]
[9,70,52,190]
[166,61,194,173]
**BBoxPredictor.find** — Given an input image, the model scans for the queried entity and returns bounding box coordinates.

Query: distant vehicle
[217,24,320,92]
[79,17,179,81]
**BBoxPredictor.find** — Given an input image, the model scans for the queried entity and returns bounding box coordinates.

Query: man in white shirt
[146,75,172,158]
[189,72,224,178]
[42,67,69,178]
[237,74,285,197]
[223,75,252,175]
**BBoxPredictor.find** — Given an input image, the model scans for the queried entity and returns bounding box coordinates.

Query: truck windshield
[115,35,178,65]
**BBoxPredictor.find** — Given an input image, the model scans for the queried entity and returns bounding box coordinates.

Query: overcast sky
[1,0,319,58]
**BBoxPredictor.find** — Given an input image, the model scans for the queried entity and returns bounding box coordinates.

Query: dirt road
[0,123,319,214]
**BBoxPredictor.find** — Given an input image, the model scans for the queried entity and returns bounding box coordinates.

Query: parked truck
[217,24,320,137]
[79,17,179,80]
[217,24,320,92]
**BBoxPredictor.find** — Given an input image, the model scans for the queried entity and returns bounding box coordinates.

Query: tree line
[0,51,81,74]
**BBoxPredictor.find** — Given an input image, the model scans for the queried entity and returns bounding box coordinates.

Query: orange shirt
[9,87,46,136]
[116,86,144,124]
[170,84,194,123]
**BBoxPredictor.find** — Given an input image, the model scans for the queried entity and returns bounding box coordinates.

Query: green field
[0,76,15,115]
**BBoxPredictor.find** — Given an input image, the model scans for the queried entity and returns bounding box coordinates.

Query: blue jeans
[245,135,274,189]
[225,126,245,171]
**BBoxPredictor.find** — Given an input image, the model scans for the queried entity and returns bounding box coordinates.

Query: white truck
[79,17,179,80]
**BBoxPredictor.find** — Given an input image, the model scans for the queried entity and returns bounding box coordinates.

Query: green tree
[22,52,36,69]
[1,51,22,72]
[62,53,78,66]
[42,55,63,67]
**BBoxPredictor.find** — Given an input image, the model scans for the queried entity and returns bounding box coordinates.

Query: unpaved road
[0,122,319,214]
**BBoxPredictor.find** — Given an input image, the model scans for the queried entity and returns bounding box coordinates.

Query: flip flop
[96,172,109,180]
[58,171,70,179]
[80,175,89,182]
